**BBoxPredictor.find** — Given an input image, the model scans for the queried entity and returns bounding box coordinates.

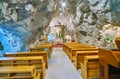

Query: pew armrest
[36,73,41,79]
[80,63,87,79]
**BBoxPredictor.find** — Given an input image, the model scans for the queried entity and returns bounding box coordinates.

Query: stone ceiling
[0,0,120,54]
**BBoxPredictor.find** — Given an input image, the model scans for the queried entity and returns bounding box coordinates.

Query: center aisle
[45,47,82,79]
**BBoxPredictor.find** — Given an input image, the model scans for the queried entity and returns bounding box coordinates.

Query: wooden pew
[31,43,53,58]
[70,47,98,62]
[63,43,88,56]
[75,50,98,70]
[0,66,38,79]
[4,51,48,69]
[68,45,95,57]
[66,45,89,57]
[35,43,53,56]
[99,48,120,79]
[63,42,81,53]
[63,43,83,53]
[63,43,95,56]
[63,42,77,52]
[30,48,44,52]
[81,55,99,79]
[0,56,45,79]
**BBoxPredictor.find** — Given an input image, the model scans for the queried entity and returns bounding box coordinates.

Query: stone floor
[45,47,82,79]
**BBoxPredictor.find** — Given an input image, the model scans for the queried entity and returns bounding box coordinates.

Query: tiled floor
[45,47,82,79]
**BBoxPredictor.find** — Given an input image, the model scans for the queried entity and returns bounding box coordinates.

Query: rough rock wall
[72,0,120,49]
[98,24,120,49]
[0,0,55,54]
[0,0,120,54]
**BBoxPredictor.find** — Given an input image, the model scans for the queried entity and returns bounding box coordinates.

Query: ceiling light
[61,2,66,8]
[60,12,63,16]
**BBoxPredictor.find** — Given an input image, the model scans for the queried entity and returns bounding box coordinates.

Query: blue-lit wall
[0,24,29,56]
[110,0,120,12]
[110,0,120,25]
